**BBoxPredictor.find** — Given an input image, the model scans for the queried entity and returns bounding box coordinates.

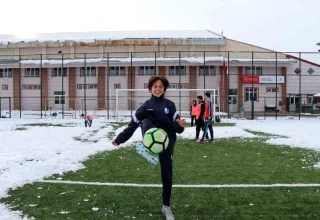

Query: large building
[0,30,319,117]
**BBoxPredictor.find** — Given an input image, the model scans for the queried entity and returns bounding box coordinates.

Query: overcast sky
[1,0,319,53]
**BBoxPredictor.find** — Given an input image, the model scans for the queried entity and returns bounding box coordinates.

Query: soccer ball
[143,128,169,154]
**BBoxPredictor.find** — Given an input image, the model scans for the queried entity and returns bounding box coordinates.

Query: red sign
[242,76,259,83]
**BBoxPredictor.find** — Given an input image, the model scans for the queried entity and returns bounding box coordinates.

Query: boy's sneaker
[136,142,159,165]
[210,139,215,143]
[193,138,199,141]
[162,205,175,220]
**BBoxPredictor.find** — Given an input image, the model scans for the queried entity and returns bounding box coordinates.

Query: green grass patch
[73,136,98,143]
[3,137,320,219]
[15,127,28,131]
[22,123,65,127]
[244,129,288,138]
[3,184,320,219]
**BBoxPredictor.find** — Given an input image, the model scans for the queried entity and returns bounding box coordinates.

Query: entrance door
[229,96,238,112]
[289,95,300,112]
[228,89,238,113]
[54,91,65,109]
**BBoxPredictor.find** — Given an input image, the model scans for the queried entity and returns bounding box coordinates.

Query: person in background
[194,96,207,141]
[190,100,197,127]
[199,92,214,143]
[80,113,93,127]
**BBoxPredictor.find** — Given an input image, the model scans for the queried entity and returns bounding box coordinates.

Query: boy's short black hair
[204,92,211,98]
[197,95,203,100]
[81,114,84,117]
[148,76,169,92]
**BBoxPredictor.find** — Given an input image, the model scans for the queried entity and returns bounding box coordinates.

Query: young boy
[80,113,93,127]
[200,92,214,142]
[194,95,208,141]
[112,76,186,220]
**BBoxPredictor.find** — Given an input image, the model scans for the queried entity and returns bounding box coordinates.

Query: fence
[0,51,319,119]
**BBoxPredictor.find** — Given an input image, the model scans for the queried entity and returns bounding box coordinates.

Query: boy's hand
[112,140,119,146]
[176,118,186,128]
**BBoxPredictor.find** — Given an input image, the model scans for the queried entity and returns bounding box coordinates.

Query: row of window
[0,66,224,78]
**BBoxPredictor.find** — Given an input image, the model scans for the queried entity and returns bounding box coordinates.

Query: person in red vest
[81,113,93,127]
[189,100,197,127]
[194,96,207,141]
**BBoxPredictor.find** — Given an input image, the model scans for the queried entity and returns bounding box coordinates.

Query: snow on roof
[12,56,295,66]
[0,30,223,44]
[313,92,320,97]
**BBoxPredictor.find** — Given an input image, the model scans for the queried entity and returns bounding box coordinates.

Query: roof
[314,93,320,97]
[0,30,223,44]
[0,56,296,67]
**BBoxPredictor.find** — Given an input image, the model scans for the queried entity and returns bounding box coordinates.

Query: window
[139,66,155,76]
[199,66,216,76]
[169,66,185,76]
[110,67,125,76]
[25,68,40,77]
[0,68,12,78]
[52,68,67,77]
[245,67,262,75]
[77,84,97,90]
[114,83,121,89]
[290,96,300,105]
[266,87,279,93]
[179,83,189,89]
[245,88,259,102]
[229,89,238,96]
[22,84,41,90]
[80,67,96,77]
[54,91,65,105]
[2,85,8,90]
[168,83,177,89]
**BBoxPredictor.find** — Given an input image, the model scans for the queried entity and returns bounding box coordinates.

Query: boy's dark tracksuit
[115,95,184,206]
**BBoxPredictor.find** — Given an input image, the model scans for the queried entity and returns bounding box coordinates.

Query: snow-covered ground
[0,115,320,219]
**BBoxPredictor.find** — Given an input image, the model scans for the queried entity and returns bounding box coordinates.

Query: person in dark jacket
[190,100,197,127]
[194,95,208,141]
[112,76,185,220]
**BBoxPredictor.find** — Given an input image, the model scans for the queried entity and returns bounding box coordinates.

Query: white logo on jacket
[164,108,170,114]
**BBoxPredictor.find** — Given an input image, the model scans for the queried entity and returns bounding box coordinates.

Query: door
[229,96,238,113]
[54,91,65,109]
[228,89,238,113]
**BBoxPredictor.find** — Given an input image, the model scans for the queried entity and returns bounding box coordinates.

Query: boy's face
[150,80,164,97]
[197,98,202,103]
[204,95,208,100]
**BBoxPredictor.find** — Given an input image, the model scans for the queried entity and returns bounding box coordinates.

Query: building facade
[0,30,320,116]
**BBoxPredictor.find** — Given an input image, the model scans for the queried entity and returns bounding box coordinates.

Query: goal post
[115,88,219,121]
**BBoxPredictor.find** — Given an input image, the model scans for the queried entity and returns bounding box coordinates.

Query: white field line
[41,180,320,188]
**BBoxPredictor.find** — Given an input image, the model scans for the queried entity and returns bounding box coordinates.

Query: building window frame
[199,66,216,76]
[52,67,67,77]
[169,66,185,76]
[245,87,259,102]
[266,87,279,93]
[114,83,121,89]
[25,68,40,77]
[245,66,262,76]
[110,67,125,76]
[77,84,97,90]
[2,84,8,90]
[0,68,12,78]
[22,84,41,90]
[80,67,96,77]
[139,66,155,76]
